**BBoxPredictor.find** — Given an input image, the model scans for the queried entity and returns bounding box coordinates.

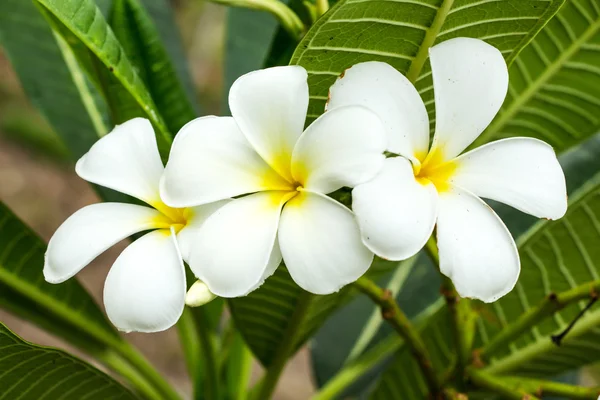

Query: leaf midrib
[474,15,600,148]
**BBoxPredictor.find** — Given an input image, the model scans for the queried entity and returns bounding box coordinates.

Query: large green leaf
[34,0,172,153]
[0,323,136,400]
[291,0,565,125]
[0,0,109,159]
[473,0,600,152]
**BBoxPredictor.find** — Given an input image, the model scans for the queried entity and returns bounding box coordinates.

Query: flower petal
[189,191,290,297]
[76,118,164,206]
[103,229,186,333]
[352,157,438,260]
[160,116,291,207]
[327,61,429,161]
[44,203,162,284]
[177,200,232,263]
[436,186,520,303]
[229,66,308,181]
[279,191,373,294]
[429,38,509,161]
[451,138,567,219]
[291,105,386,193]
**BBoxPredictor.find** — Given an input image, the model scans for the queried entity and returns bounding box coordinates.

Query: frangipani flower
[327,37,567,302]
[44,118,226,332]
[161,66,386,297]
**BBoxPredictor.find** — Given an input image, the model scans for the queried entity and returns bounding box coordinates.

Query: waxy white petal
[190,191,289,297]
[352,157,438,260]
[229,66,309,181]
[291,105,386,193]
[279,191,373,294]
[161,116,291,207]
[76,118,164,206]
[436,187,520,303]
[104,230,186,333]
[44,203,162,284]
[327,61,429,161]
[451,138,567,220]
[429,38,509,161]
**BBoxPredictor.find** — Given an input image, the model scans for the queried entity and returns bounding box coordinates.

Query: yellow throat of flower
[151,201,190,233]
[412,147,457,193]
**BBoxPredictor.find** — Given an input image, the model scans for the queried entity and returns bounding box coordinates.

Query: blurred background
[0,1,314,398]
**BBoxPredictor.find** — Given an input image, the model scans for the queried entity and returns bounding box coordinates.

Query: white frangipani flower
[161,66,387,297]
[327,37,567,303]
[43,118,228,333]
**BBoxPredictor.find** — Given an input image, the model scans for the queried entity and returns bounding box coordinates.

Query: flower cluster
[44,37,567,332]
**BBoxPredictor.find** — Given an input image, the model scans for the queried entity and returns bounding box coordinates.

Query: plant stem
[254,291,312,400]
[502,377,600,400]
[197,307,220,400]
[315,0,329,16]
[466,367,539,400]
[425,236,475,383]
[476,280,600,361]
[101,350,165,400]
[209,0,305,40]
[312,334,403,400]
[353,276,442,398]
[177,309,204,400]
[115,342,181,400]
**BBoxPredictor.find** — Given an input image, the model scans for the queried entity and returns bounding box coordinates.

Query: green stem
[315,0,329,16]
[477,280,600,362]
[425,236,475,383]
[115,342,181,400]
[466,368,539,400]
[502,377,600,400]
[353,276,442,398]
[101,350,164,400]
[209,0,305,40]
[254,291,312,400]
[177,309,204,400]
[197,307,220,400]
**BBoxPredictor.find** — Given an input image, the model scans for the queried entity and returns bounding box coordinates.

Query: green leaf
[0,0,109,159]
[0,323,136,399]
[290,0,565,125]
[106,0,198,132]
[222,7,284,113]
[35,0,172,153]
[473,0,600,152]
[0,202,121,353]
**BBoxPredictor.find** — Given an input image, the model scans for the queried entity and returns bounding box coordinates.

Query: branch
[466,367,540,400]
[353,276,442,397]
[502,377,600,400]
[476,280,600,362]
[208,0,305,40]
[425,236,476,381]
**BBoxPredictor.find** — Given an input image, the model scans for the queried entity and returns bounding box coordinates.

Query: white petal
[229,66,308,181]
[44,203,162,284]
[436,187,520,303]
[429,38,509,161]
[189,191,290,297]
[279,191,373,294]
[76,118,164,206]
[327,61,430,161]
[451,138,567,220]
[291,105,386,193]
[104,230,186,333]
[177,200,231,263]
[246,240,283,293]
[352,157,438,260]
[160,116,291,207]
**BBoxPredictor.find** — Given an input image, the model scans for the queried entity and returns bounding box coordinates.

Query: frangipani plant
[0,0,599,400]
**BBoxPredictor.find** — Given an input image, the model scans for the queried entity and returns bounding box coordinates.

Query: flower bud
[185,280,217,307]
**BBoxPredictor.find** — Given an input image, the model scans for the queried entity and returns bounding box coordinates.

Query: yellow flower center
[412,147,457,193]
[150,201,190,233]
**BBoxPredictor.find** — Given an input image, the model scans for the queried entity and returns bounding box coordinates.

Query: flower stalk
[476,280,600,361]
[502,377,600,400]
[353,276,442,398]
[425,236,476,382]
[209,0,305,40]
[466,367,539,400]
